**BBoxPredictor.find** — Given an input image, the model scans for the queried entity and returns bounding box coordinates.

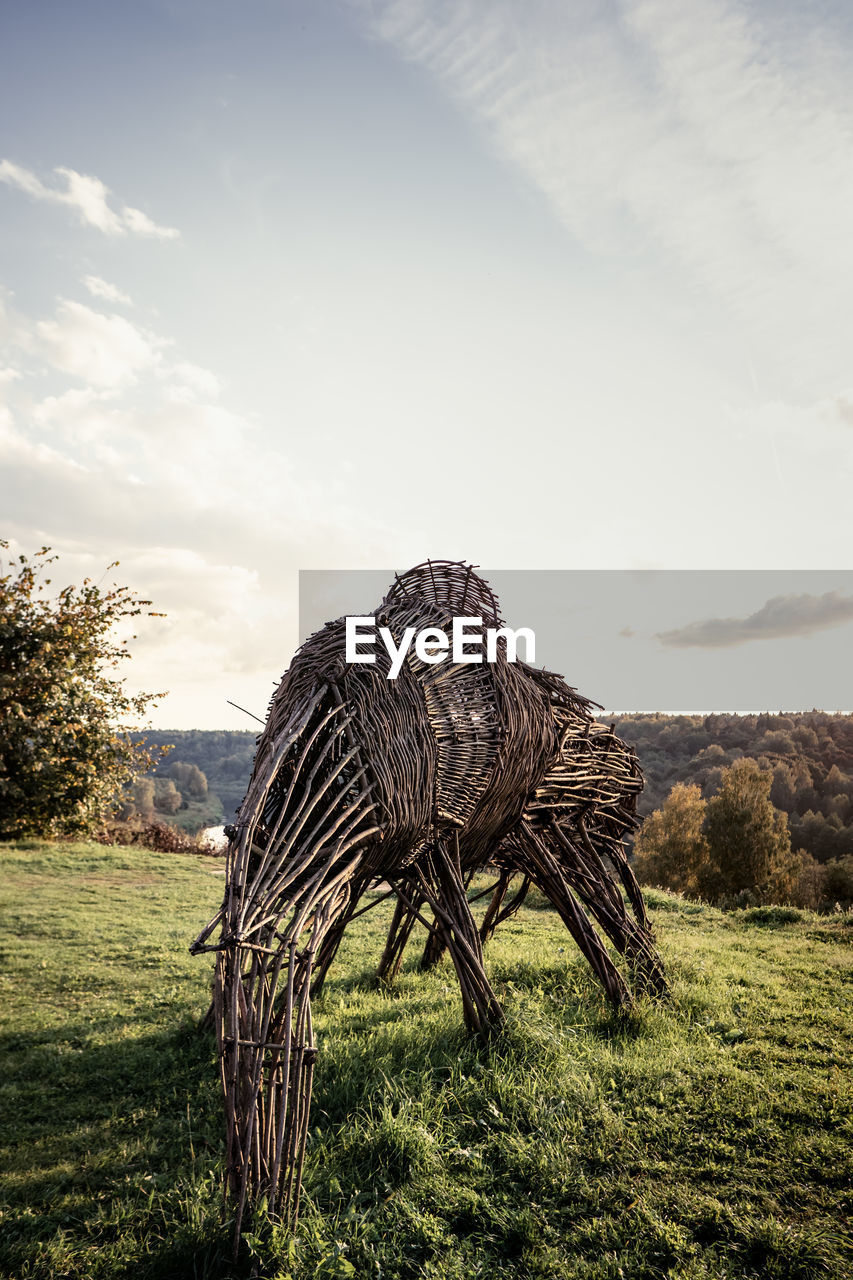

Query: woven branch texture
[190,561,666,1247]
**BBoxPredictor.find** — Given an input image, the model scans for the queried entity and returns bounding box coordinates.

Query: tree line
[126,729,257,823]
[131,713,853,906]
[2,543,850,908]
[605,712,853,862]
[607,714,853,910]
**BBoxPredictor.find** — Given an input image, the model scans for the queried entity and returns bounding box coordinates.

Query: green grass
[0,846,850,1279]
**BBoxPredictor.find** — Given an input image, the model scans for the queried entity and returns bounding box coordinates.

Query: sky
[1,0,852,727]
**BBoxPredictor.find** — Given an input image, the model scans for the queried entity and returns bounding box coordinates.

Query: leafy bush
[0,542,165,839]
[633,782,709,894]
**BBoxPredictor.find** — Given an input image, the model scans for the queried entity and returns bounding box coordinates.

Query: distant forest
[607,711,853,864]
[128,729,257,829]
[131,712,853,863]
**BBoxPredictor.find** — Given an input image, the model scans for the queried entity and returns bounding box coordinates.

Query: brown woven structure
[190,561,665,1247]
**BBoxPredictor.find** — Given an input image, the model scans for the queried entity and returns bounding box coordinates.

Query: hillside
[1,839,850,1279]
[131,714,853,865]
[128,729,257,829]
[601,712,853,865]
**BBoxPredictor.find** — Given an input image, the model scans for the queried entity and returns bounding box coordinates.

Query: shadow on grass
[0,1018,239,1280]
[310,965,655,1136]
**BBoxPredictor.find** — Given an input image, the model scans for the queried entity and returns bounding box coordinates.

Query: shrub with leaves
[632,782,710,894]
[634,762,804,908]
[0,541,165,839]
[94,819,220,855]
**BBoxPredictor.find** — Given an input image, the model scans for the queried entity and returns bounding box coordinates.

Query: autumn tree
[169,760,208,798]
[124,777,156,821]
[154,778,182,814]
[633,782,710,894]
[0,541,165,839]
[699,758,794,903]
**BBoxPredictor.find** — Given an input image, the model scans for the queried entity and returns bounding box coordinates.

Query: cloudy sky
[2,0,852,727]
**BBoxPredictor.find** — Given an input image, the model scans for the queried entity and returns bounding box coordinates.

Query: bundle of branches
[191,561,666,1250]
[96,820,220,855]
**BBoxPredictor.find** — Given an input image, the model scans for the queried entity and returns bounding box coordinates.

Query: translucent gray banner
[299,569,853,713]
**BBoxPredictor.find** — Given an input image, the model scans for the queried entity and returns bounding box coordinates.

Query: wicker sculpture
[190,561,666,1245]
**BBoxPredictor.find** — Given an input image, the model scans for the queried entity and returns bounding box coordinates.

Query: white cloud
[355,0,853,384]
[13,292,221,410]
[0,321,399,586]
[35,299,166,387]
[165,361,222,401]
[82,275,132,305]
[121,205,177,238]
[0,275,427,727]
[5,294,240,486]
[0,398,398,724]
[124,547,260,614]
[30,386,126,454]
[0,160,179,239]
[0,291,32,351]
[0,408,88,473]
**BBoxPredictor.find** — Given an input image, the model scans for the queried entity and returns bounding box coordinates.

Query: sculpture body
[191,562,665,1245]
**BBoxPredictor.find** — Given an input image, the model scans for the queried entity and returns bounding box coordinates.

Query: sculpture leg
[376,893,423,982]
[510,822,633,1010]
[479,870,531,945]
[419,862,478,971]
[407,840,505,1039]
[416,867,529,971]
[549,819,668,997]
[216,884,355,1251]
[396,867,523,978]
[310,874,373,997]
[418,914,447,971]
[604,841,668,994]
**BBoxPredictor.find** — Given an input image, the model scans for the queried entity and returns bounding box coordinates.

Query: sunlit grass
[1,844,850,1278]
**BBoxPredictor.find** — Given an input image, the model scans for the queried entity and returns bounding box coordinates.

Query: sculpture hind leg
[392,839,505,1039]
[547,818,667,997]
[507,822,633,1010]
[309,870,381,997]
[422,867,530,964]
[375,867,528,983]
[376,891,425,982]
[478,870,531,945]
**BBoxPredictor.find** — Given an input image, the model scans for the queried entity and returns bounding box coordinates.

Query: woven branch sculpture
[190,561,666,1247]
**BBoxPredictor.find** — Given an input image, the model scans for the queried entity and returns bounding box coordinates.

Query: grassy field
[0,841,850,1280]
